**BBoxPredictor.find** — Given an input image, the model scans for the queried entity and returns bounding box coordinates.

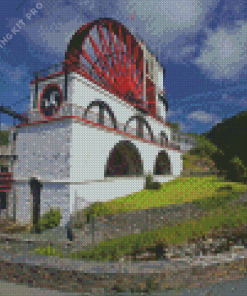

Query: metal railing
[27,103,181,150]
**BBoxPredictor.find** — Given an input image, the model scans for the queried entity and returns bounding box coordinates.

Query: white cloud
[193,21,247,80]
[187,110,222,123]
[117,0,220,58]
[0,123,10,131]
[222,93,247,107]
[16,0,220,62]
[166,108,184,118]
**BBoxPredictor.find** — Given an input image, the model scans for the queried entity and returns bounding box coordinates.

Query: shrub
[36,207,62,232]
[227,156,247,184]
[35,245,65,258]
[188,134,220,157]
[145,173,161,190]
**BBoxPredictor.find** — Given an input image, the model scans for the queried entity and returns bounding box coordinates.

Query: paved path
[1,276,247,296]
[0,279,83,296]
[158,276,247,296]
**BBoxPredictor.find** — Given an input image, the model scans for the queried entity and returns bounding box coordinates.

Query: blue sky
[0,0,247,134]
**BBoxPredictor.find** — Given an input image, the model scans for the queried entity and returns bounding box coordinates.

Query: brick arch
[105,140,144,177]
[124,115,154,141]
[84,100,118,129]
[154,150,171,175]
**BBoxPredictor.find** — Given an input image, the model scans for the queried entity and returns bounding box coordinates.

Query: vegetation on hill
[34,175,247,262]
[202,110,247,182]
[0,129,10,146]
[183,130,247,184]
[14,117,247,262]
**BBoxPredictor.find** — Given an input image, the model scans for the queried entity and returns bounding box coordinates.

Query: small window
[0,166,8,173]
[0,193,7,210]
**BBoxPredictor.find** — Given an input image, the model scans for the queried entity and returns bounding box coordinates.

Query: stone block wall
[71,190,247,248]
[71,200,218,244]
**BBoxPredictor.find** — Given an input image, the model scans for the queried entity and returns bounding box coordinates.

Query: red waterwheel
[64,18,145,110]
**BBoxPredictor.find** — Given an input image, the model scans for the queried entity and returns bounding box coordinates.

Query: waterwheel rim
[64,18,145,109]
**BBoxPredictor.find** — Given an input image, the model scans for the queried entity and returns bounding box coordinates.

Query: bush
[211,151,247,184]
[36,207,62,232]
[188,134,220,157]
[227,156,247,184]
[145,173,161,190]
[84,201,110,223]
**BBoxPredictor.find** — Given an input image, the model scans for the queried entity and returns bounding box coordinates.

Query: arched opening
[84,100,118,129]
[124,115,154,141]
[154,150,171,175]
[105,141,144,177]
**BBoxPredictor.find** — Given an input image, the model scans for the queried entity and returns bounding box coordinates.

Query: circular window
[39,84,63,118]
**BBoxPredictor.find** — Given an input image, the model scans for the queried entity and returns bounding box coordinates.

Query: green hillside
[202,110,247,169]
[35,175,247,262]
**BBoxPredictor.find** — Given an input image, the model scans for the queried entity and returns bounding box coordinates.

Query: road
[0,279,84,296]
[1,275,247,296]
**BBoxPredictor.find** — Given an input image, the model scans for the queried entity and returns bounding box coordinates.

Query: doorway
[29,177,43,228]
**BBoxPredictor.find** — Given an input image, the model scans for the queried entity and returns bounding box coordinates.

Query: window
[0,166,8,173]
[0,193,6,210]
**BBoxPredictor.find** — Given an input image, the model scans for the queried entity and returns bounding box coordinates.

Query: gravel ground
[1,276,247,296]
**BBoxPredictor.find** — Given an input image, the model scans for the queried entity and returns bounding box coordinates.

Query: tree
[166,121,180,131]
[0,130,10,146]
[227,156,247,184]
[187,133,222,157]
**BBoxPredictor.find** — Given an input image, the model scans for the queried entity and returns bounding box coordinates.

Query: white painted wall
[158,66,163,93]
[10,181,71,226]
[31,72,168,139]
[69,175,179,219]
[13,120,71,181]
[70,121,182,182]
[70,73,141,124]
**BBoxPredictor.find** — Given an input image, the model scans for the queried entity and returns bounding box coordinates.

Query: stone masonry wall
[72,200,223,244]
[71,190,247,247]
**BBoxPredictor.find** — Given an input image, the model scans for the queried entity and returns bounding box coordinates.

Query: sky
[0,0,247,135]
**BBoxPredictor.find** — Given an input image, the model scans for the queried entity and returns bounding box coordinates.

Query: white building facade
[4,19,183,226]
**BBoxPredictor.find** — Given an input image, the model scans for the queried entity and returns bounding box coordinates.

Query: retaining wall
[70,197,228,244]
[1,249,247,294]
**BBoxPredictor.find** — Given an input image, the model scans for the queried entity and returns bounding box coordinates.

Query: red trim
[38,84,64,120]
[30,72,64,84]
[0,172,13,192]
[31,69,169,127]
[16,116,181,152]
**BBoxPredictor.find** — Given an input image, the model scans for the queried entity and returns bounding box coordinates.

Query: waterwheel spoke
[88,34,114,83]
[112,30,121,75]
[108,23,117,69]
[118,25,126,77]
[81,47,112,87]
[108,25,126,87]
[106,24,123,83]
[126,34,132,78]
[97,25,121,88]
[96,26,117,82]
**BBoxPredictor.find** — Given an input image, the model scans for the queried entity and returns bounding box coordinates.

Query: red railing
[0,172,13,192]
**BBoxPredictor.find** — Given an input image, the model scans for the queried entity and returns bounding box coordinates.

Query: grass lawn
[78,174,247,217]
[34,175,247,262]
